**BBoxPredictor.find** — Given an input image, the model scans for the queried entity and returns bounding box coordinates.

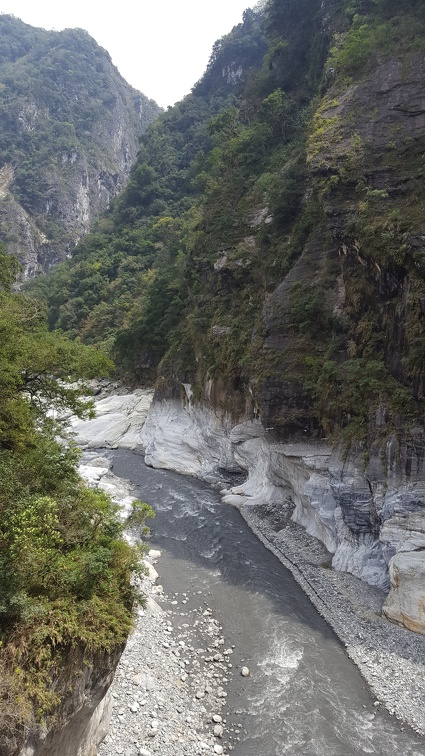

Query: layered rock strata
[70,388,425,637]
[70,389,425,736]
[68,390,154,451]
[140,394,425,637]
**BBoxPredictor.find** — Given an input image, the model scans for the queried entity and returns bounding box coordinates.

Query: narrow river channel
[110,448,425,756]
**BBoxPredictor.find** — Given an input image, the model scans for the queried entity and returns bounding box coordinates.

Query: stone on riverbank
[71,390,425,737]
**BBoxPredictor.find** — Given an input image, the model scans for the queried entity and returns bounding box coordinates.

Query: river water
[111,449,425,756]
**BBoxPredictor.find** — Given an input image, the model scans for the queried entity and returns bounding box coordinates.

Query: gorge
[34,0,425,640]
[140,391,425,633]
[2,0,425,753]
[70,388,425,754]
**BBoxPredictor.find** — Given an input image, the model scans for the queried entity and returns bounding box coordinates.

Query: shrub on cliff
[0,245,154,740]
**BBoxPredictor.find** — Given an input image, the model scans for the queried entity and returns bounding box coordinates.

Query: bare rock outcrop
[1,646,123,756]
[0,16,161,278]
[383,550,425,635]
[140,391,425,636]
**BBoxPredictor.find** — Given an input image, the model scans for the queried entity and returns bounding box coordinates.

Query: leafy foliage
[305,358,416,445]
[34,0,425,445]
[0,14,161,266]
[0,246,154,736]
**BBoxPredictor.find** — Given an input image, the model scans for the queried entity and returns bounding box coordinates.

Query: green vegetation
[29,0,425,446]
[9,0,425,741]
[305,358,416,446]
[0,246,154,740]
[0,14,161,268]
[329,7,425,77]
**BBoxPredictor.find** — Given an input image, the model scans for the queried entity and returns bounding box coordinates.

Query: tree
[0,246,154,740]
[0,246,113,449]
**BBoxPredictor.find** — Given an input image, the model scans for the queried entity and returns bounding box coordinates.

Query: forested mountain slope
[39,0,425,446]
[15,2,425,748]
[34,0,425,628]
[0,15,161,278]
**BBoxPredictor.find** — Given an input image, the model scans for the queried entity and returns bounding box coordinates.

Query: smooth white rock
[383,550,425,635]
[68,390,153,450]
[74,387,425,635]
[143,560,159,583]
[138,395,425,599]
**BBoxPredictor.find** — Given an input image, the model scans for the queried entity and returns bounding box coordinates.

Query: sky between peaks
[0,0,254,108]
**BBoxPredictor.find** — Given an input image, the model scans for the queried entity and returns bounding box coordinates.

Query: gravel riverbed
[81,455,237,756]
[81,449,425,752]
[97,551,238,756]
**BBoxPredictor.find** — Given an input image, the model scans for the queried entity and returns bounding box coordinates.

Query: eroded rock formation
[140,392,425,636]
[2,646,122,756]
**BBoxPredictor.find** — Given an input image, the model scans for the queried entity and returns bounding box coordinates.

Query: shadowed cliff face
[124,5,424,454]
[0,15,161,278]
[1,645,123,756]
[143,2,425,631]
[248,46,425,442]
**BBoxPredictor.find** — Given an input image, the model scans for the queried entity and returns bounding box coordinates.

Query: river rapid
[110,448,425,756]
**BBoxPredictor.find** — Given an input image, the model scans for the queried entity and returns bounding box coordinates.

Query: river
[110,448,425,756]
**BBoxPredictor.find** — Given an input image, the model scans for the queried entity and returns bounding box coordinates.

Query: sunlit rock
[383,551,425,635]
[69,390,153,450]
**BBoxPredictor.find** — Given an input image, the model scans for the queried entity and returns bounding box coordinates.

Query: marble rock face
[68,390,153,450]
[380,512,425,560]
[383,550,425,635]
[66,388,425,635]
[78,453,138,521]
[381,513,425,634]
[139,392,425,633]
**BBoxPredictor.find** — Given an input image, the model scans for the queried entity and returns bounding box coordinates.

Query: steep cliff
[2,645,122,756]
[40,0,425,634]
[0,15,161,277]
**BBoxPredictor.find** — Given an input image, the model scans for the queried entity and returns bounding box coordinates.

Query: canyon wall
[140,391,425,635]
[2,646,122,756]
[0,16,161,277]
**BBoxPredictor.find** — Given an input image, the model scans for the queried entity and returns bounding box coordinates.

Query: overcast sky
[0,0,254,107]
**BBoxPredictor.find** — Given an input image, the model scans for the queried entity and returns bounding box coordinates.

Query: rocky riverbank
[96,559,237,756]
[79,452,237,756]
[72,390,425,746]
[139,395,425,736]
